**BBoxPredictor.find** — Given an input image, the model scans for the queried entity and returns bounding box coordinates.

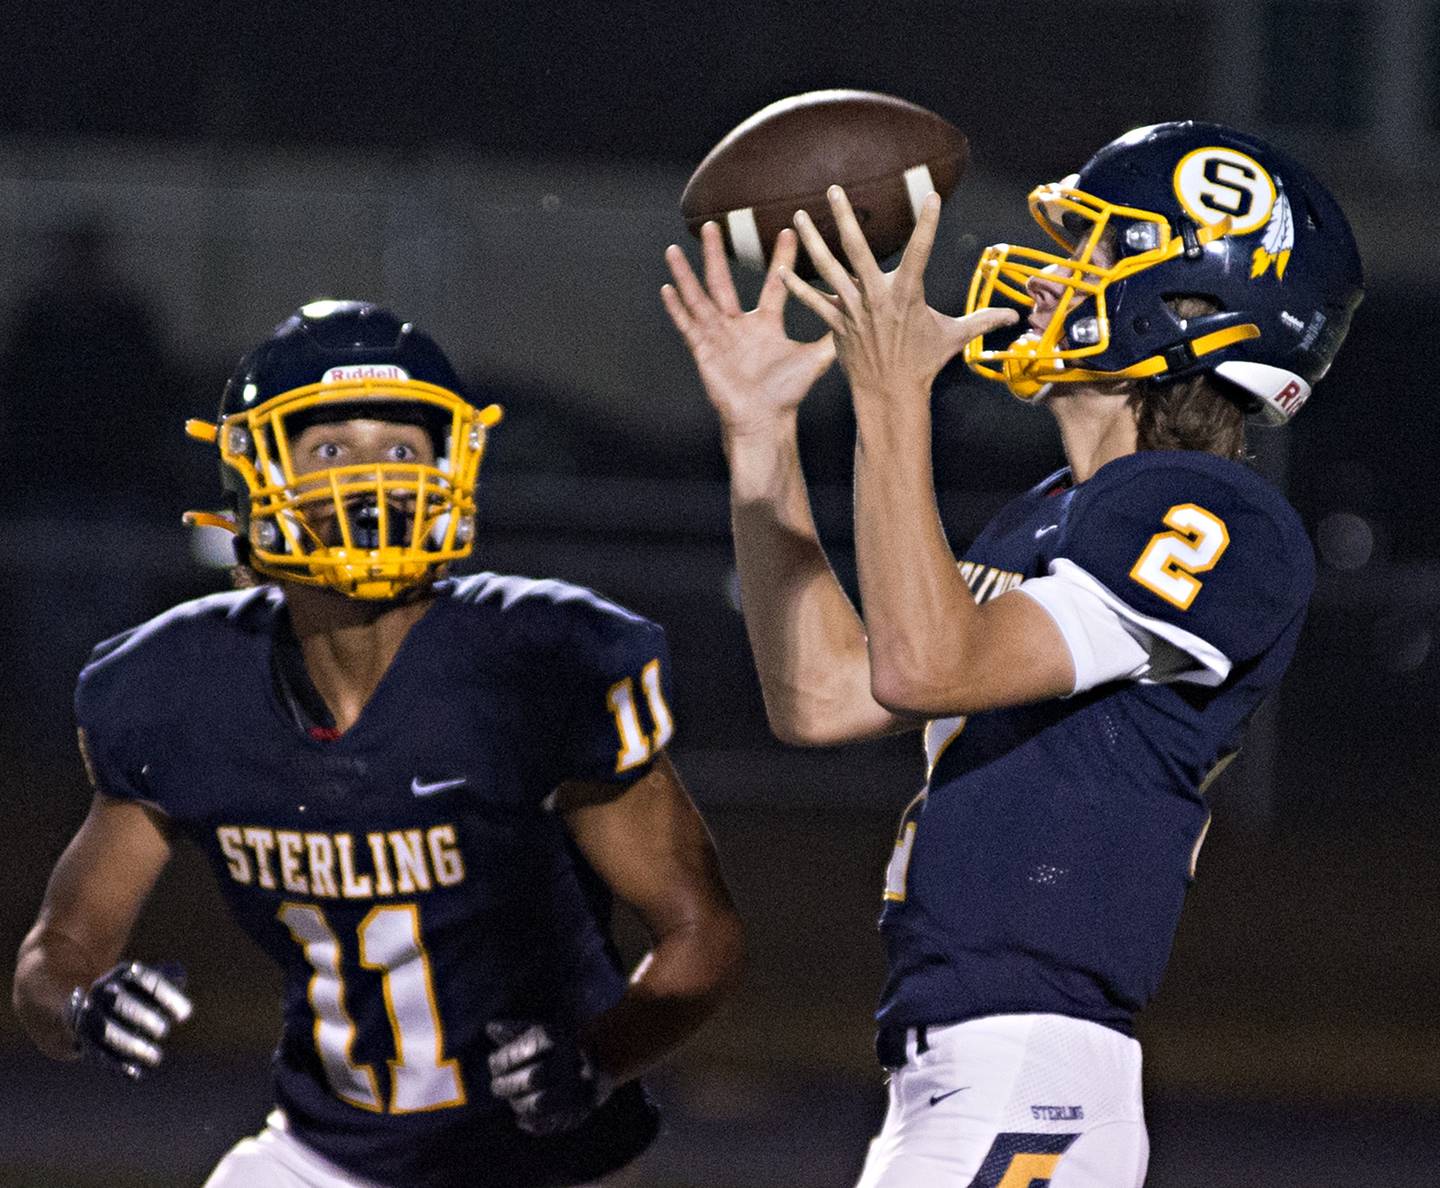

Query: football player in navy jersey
[663,122,1361,1186]
[13,300,744,1187]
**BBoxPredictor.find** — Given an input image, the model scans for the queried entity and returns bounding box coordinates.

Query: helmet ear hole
[1162,294,1226,316]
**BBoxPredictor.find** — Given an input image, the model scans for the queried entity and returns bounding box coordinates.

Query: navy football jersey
[74,574,677,1188]
[877,451,1315,1034]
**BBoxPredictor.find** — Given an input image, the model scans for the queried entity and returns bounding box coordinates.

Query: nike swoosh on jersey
[410,776,468,797]
[928,1086,970,1106]
[1034,524,1059,538]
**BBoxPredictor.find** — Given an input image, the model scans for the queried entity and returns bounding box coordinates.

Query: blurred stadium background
[2,2,1439,1184]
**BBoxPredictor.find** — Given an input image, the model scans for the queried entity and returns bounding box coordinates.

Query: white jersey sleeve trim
[1016,557,1233,694]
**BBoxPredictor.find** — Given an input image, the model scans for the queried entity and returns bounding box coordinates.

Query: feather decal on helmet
[1251,178,1294,280]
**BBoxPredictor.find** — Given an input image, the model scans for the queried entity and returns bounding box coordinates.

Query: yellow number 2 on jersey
[1128,503,1230,610]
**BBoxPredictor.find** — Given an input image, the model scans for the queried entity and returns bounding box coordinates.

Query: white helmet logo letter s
[1173,147,1276,236]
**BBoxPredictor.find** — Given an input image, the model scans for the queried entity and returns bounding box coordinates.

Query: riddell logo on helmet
[323,365,411,383]
[1275,380,1307,416]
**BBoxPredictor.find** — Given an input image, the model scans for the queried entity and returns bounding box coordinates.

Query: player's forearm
[579,905,744,1088]
[851,385,983,712]
[12,926,97,1060]
[724,419,887,744]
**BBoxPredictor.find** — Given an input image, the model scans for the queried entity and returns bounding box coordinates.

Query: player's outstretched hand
[486,1019,612,1136]
[662,222,837,439]
[68,961,193,1081]
[782,185,1018,403]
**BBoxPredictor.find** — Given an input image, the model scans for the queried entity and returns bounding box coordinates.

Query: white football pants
[855,1013,1149,1188]
[204,1108,612,1188]
[204,1110,389,1188]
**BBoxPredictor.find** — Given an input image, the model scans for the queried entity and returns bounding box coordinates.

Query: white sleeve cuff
[1017,558,1233,695]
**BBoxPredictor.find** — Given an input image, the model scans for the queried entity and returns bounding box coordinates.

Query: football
[680,89,968,273]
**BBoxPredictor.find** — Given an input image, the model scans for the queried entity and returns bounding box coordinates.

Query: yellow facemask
[185,378,502,600]
[962,178,1253,400]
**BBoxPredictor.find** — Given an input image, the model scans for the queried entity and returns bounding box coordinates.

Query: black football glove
[68,961,193,1080]
[486,1019,612,1135]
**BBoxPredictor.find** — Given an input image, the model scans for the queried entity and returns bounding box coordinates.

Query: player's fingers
[487,1023,550,1074]
[126,964,193,1023]
[791,210,858,306]
[663,243,713,319]
[510,1089,546,1118]
[490,1063,540,1099]
[756,227,799,315]
[701,221,743,316]
[896,191,942,296]
[803,332,838,381]
[949,306,1021,348]
[101,1019,163,1069]
[659,283,696,340]
[827,186,884,289]
[778,266,843,332]
[109,988,172,1040]
[487,1048,519,1077]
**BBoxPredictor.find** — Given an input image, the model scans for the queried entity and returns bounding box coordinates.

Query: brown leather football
[681,89,968,274]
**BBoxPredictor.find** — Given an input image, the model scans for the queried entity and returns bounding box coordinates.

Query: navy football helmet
[964,121,1364,423]
[185,300,502,599]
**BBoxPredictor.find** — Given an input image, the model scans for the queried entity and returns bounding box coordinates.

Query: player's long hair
[1129,375,1247,460]
[1128,296,1247,461]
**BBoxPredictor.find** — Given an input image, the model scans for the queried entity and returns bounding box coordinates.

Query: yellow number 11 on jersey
[607,658,675,773]
[279,902,464,1114]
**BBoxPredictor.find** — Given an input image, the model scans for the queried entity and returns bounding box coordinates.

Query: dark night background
[1,2,1437,1185]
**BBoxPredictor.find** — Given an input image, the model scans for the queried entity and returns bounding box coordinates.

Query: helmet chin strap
[1005,323,1261,400]
[181,510,238,534]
